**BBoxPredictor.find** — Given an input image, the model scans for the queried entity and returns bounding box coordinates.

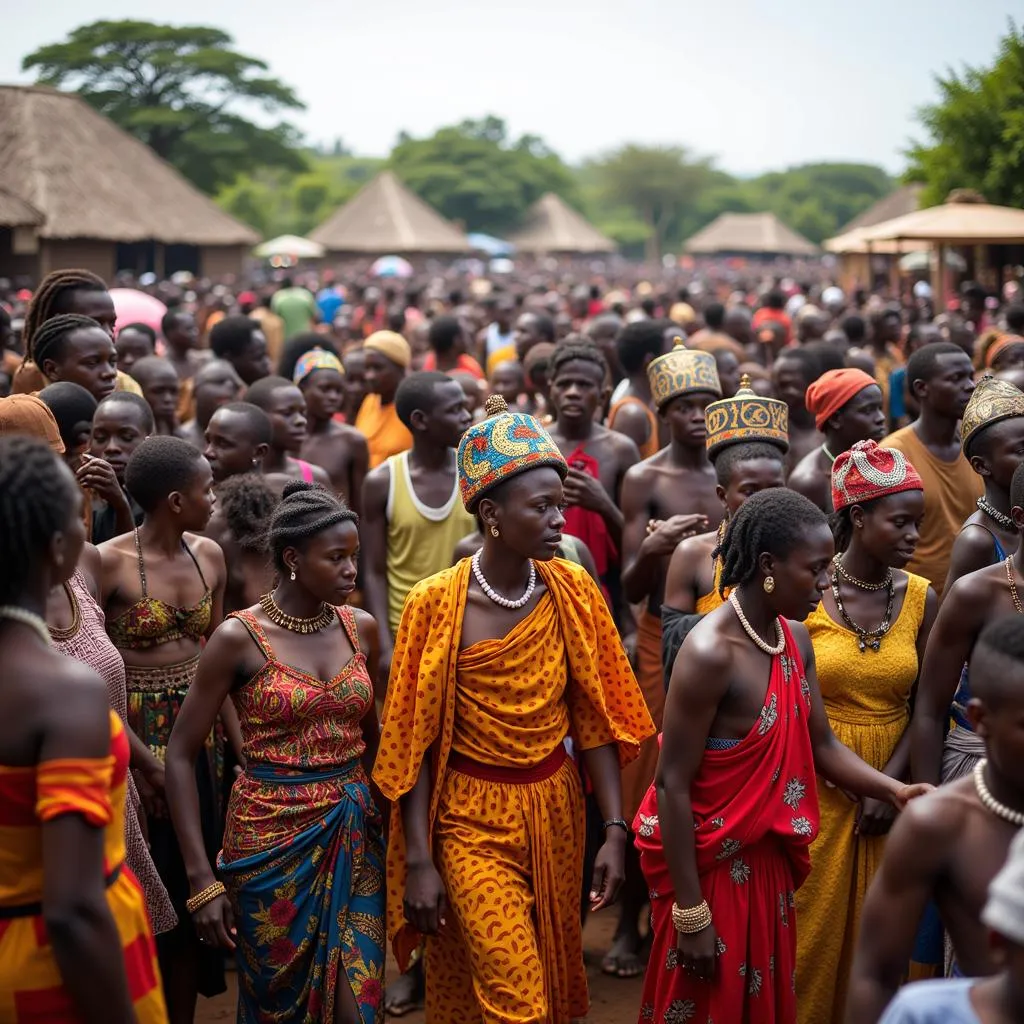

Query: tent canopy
[508,193,616,254]
[684,212,818,256]
[0,85,258,245]
[308,171,469,253]
[856,200,1024,246]
[254,235,325,259]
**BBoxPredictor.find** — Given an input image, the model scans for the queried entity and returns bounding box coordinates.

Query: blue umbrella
[467,233,515,257]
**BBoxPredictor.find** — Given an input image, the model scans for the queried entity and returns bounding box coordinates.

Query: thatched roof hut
[508,194,616,254]
[309,171,469,255]
[684,212,819,257]
[0,85,258,281]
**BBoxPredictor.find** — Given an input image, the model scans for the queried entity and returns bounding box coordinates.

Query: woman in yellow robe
[795,440,937,1023]
[374,396,654,1024]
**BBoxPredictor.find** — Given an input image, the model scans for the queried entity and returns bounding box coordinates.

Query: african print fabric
[634,619,818,1024]
[0,712,167,1023]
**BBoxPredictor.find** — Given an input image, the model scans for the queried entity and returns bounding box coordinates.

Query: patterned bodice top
[229,606,373,769]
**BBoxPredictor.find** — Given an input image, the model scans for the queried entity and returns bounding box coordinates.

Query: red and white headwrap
[831,439,924,512]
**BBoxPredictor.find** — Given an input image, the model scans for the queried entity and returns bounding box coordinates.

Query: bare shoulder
[897,777,976,842]
[672,531,715,565]
[364,460,391,493]
[78,543,103,593]
[97,531,135,560]
[206,613,259,655]
[786,619,814,663]
[946,562,1002,605]
[682,609,735,672]
[623,454,661,489]
[598,421,643,459]
[350,606,378,638]
[185,532,226,568]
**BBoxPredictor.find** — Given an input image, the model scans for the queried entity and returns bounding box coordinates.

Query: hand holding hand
[643,514,709,558]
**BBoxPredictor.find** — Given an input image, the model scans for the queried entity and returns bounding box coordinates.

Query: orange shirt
[881,425,983,590]
[355,393,413,469]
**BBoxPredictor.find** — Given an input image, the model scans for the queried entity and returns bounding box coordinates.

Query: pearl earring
[290,570,296,581]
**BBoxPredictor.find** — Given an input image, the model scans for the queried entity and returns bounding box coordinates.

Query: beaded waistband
[124,654,201,693]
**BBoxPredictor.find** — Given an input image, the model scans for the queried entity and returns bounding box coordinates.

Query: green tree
[589,145,719,260]
[22,20,306,194]
[388,117,577,234]
[906,20,1024,207]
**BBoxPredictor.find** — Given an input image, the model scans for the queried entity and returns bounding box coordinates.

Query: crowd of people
[3,261,1024,1024]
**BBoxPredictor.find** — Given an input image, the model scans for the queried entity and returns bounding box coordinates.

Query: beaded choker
[259,592,336,634]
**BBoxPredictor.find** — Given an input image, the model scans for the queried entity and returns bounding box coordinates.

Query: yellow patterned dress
[794,572,928,1024]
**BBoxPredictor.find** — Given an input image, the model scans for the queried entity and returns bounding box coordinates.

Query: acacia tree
[590,145,718,261]
[23,20,306,194]
[388,117,578,234]
[906,20,1024,207]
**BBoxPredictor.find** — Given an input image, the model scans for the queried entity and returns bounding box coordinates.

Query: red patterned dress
[633,619,820,1024]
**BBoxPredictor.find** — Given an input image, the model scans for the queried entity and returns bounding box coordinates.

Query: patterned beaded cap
[458,394,568,511]
[705,374,789,459]
[961,374,1024,453]
[647,338,721,410]
[831,439,923,512]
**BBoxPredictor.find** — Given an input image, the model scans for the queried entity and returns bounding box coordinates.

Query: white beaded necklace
[472,550,536,609]
[973,759,1024,827]
[728,591,785,656]
[0,606,52,647]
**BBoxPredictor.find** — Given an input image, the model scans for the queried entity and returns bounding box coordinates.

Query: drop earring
[763,576,775,594]
[490,526,500,538]
[290,570,297,581]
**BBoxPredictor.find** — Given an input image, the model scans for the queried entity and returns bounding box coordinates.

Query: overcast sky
[5,1,1017,175]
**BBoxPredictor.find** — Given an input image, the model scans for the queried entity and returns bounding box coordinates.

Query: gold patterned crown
[647,338,721,409]
[962,375,1024,454]
[705,374,790,459]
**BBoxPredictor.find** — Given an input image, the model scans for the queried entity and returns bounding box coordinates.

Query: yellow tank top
[695,557,727,614]
[386,451,476,635]
[806,572,928,724]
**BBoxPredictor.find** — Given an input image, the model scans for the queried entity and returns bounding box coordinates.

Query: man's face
[265,385,308,454]
[423,380,473,447]
[114,328,154,375]
[363,349,402,399]
[514,314,540,361]
[835,384,887,444]
[235,330,272,385]
[89,401,150,484]
[549,358,605,426]
[916,351,976,419]
[772,357,809,415]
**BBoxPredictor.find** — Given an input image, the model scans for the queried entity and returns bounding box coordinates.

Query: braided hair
[23,269,108,360]
[267,481,358,572]
[32,314,104,373]
[215,473,277,553]
[714,488,827,596]
[550,342,608,381]
[0,436,79,604]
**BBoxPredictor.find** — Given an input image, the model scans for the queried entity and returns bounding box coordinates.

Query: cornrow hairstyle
[215,473,277,553]
[118,322,158,345]
[712,441,785,488]
[395,371,453,429]
[245,375,296,412]
[550,342,608,381]
[0,436,79,604]
[32,314,104,373]
[37,382,98,450]
[125,436,206,514]
[714,488,827,596]
[22,269,107,360]
[96,391,156,434]
[267,481,358,572]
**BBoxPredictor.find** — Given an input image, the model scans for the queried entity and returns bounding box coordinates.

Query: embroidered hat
[831,440,924,512]
[962,374,1024,454]
[293,348,344,386]
[647,339,721,410]
[804,368,879,432]
[705,374,789,459]
[457,394,567,511]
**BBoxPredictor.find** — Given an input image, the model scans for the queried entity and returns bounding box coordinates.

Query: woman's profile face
[768,521,834,622]
[290,520,359,605]
[483,466,566,562]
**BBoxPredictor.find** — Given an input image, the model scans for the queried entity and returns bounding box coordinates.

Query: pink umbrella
[109,288,168,336]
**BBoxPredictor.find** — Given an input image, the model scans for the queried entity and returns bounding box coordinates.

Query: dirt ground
[195,909,644,1022]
